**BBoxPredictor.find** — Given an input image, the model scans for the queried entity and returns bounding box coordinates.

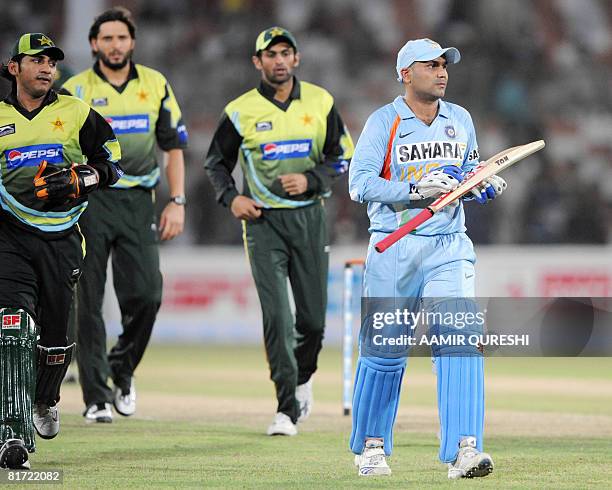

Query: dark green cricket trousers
[0,219,84,347]
[76,188,162,407]
[244,202,328,423]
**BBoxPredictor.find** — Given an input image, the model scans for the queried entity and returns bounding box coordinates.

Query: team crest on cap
[445,125,456,139]
[267,27,285,40]
[38,35,54,47]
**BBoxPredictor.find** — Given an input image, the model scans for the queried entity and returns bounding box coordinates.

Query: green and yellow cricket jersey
[205,78,354,208]
[0,89,121,234]
[63,62,187,189]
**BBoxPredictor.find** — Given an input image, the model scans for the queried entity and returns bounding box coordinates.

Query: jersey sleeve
[79,108,123,187]
[304,104,354,194]
[348,110,415,204]
[155,81,188,151]
[203,112,244,206]
[460,111,480,173]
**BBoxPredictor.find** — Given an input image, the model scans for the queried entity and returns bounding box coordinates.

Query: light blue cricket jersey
[349,96,479,235]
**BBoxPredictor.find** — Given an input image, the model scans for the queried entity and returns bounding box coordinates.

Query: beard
[268,73,291,84]
[25,85,48,99]
[263,67,292,85]
[96,49,133,70]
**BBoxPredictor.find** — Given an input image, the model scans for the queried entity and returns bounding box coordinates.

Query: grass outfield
[29,345,612,488]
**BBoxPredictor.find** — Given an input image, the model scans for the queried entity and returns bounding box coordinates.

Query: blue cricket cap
[396,38,460,82]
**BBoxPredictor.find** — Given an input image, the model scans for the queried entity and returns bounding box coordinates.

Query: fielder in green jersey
[205,26,354,436]
[61,7,187,423]
[0,33,121,469]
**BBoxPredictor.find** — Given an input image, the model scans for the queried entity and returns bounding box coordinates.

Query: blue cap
[396,38,460,82]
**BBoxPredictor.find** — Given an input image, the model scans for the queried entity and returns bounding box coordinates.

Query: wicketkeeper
[0,33,121,469]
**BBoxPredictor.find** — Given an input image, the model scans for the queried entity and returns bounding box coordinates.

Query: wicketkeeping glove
[34,160,99,202]
[410,165,464,200]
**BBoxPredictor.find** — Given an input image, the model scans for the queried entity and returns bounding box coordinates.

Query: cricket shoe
[0,439,30,469]
[447,436,494,479]
[113,377,136,416]
[84,403,113,423]
[266,412,298,436]
[33,403,60,439]
[354,438,391,476]
[296,379,313,422]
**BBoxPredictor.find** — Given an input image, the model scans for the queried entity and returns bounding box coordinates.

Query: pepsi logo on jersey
[5,144,64,169]
[261,140,312,160]
[105,114,150,134]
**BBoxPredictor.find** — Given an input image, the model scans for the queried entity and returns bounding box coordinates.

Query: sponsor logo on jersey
[5,144,63,169]
[256,121,273,132]
[2,314,21,329]
[92,97,108,106]
[395,141,465,164]
[105,114,150,134]
[0,123,16,137]
[467,148,480,161]
[261,139,312,160]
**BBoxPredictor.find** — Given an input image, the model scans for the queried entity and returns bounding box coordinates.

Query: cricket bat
[374,140,545,253]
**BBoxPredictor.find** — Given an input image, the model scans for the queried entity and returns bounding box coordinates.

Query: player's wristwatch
[169,195,186,206]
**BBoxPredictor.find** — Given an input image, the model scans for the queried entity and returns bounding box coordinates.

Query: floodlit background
[2,2,611,486]
[1,0,610,342]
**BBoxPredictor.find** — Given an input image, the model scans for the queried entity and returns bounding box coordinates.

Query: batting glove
[410,165,464,200]
[34,160,99,203]
[465,174,507,204]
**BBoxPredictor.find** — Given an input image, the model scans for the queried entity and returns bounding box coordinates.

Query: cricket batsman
[348,38,506,478]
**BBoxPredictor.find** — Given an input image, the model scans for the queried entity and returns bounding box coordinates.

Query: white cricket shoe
[113,377,136,416]
[354,438,391,476]
[296,379,313,422]
[266,412,298,436]
[33,403,59,439]
[447,436,494,479]
[84,403,113,423]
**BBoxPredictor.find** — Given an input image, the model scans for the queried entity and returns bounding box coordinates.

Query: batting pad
[350,356,406,456]
[0,309,37,452]
[436,355,484,463]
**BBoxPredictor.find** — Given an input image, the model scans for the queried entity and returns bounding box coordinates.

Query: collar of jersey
[4,87,58,120]
[258,76,301,102]
[392,95,449,120]
[93,61,138,90]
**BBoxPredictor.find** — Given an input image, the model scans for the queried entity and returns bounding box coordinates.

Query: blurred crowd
[2,0,611,245]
